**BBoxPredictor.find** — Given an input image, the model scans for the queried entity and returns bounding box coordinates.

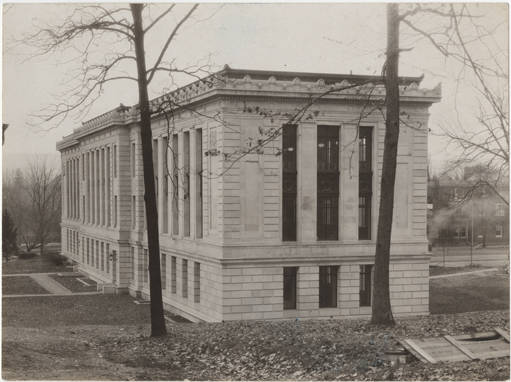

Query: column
[89,151,94,224]
[106,146,111,227]
[101,148,105,226]
[298,122,317,242]
[96,150,100,225]
[86,152,90,223]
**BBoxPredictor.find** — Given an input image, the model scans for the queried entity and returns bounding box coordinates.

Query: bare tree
[371,3,400,326]
[27,161,61,256]
[3,163,61,255]
[401,4,508,189]
[22,3,204,337]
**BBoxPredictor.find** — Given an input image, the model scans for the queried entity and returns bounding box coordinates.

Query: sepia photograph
[2,2,509,380]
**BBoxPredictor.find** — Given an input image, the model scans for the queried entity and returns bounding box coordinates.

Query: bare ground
[2,311,509,381]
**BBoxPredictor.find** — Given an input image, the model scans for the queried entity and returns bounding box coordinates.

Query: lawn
[3,255,70,275]
[429,265,492,277]
[430,272,509,314]
[2,295,150,327]
[49,274,97,293]
[2,276,49,295]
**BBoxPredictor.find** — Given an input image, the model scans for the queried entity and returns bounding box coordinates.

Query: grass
[429,264,490,277]
[2,295,150,327]
[3,255,70,275]
[49,274,97,293]
[2,276,49,295]
[430,272,509,314]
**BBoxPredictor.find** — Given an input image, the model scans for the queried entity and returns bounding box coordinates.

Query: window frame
[319,265,338,308]
[283,266,298,310]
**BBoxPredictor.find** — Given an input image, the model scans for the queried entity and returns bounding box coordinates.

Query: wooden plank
[444,335,478,360]
[399,340,430,364]
[477,349,510,360]
[402,339,437,364]
[456,331,499,341]
[495,328,510,343]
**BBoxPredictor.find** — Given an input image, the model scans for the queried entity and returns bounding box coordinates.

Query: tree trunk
[371,3,399,326]
[130,3,167,337]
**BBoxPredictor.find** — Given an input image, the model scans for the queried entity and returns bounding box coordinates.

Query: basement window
[359,264,373,307]
[283,267,298,310]
[319,266,338,308]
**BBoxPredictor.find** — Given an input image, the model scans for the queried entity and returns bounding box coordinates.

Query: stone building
[57,67,441,322]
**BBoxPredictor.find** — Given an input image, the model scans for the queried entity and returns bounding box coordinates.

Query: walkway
[3,272,100,297]
[29,273,73,294]
[430,267,500,279]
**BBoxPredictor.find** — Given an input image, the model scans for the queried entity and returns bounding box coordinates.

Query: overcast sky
[2,2,508,173]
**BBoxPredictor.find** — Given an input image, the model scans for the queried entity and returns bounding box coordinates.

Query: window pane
[283,267,297,310]
[359,265,373,307]
[319,266,338,308]
[282,125,297,241]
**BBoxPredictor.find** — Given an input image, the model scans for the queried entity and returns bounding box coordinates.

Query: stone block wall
[221,258,429,321]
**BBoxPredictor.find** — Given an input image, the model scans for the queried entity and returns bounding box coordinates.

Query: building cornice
[56,65,441,151]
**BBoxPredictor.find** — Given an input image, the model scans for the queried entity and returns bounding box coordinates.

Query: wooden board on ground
[399,328,510,363]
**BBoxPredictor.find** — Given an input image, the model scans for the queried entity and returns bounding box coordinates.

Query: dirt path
[2,326,146,380]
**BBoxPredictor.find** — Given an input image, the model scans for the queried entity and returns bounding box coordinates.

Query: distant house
[428,168,509,247]
[57,67,440,322]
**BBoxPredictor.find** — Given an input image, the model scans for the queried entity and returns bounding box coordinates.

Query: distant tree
[2,209,18,262]
[26,161,61,256]
[401,4,508,192]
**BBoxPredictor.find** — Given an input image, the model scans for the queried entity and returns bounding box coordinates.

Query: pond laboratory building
[57,67,441,322]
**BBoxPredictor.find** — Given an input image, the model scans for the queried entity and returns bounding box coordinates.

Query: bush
[17,251,37,260]
[43,253,67,266]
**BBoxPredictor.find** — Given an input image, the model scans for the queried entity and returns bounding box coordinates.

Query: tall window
[95,240,99,269]
[182,259,188,298]
[319,266,338,308]
[131,247,135,282]
[113,144,117,178]
[184,132,191,237]
[106,243,110,274]
[131,142,136,177]
[114,195,118,227]
[86,238,90,264]
[161,253,167,290]
[283,267,298,310]
[359,127,373,240]
[91,239,94,267]
[132,196,136,229]
[282,125,297,241]
[496,224,503,238]
[143,249,148,283]
[317,126,339,240]
[496,203,506,217]
[153,139,159,199]
[172,134,179,235]
[162,137,169,234]
[100,242,104,271]
[194,262,200,303]
[359,265,373,307]
[171,256,177,294]
[196,129,203,238]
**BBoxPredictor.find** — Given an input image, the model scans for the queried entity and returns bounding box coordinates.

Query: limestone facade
[57,67,440,322]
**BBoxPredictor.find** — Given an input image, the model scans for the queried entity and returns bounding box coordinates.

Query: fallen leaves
[94,310,510,380]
